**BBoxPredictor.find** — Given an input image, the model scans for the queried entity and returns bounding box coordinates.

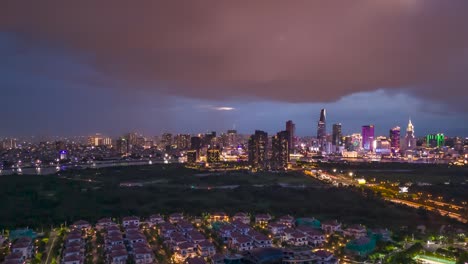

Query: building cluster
[1,109,467,173]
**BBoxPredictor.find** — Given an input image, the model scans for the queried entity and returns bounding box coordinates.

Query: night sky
[1,1,467,137]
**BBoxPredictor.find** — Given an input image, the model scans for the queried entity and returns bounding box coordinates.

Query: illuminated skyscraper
[227,130,237,146]
[426,133,445,148]
[404,119,416,150]
[389,126,401,153]
[161,133,173,148]
[175,134,191,150]
[285,120,295,152]
[332,123,342,151]
[317,109,327,141]
[362,125,375,151]
[248,130,268,169]
[271,130,290,170]
[207,147,221,164]
[115,138,128,154]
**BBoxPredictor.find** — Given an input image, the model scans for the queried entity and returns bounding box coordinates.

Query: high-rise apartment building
[248,130,268,169]
[286,120,295,152]
[271,131,290,170]
[332,123,342,151]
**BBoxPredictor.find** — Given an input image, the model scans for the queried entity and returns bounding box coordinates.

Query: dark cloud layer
[1,0,468,110]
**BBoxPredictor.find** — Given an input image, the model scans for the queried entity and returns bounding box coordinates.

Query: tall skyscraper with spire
[404,118,416,150]
[317,109,327,149]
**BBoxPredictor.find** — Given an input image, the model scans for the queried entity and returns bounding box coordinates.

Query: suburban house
[277,215,295,227]
[4,252,25,264]
[10,237,34,260]
[177,220,195,234]
[286,231,308,246]
[343,224,367,239]
[96,218,114,230]
[255,214,272,226]
[63,246,82,258]
[267,222,288,236]
[62,254,83,264]
[122,216,140,227]
[187,231,206,245]
[125,231,147,245]
[321,220,341,234]
[125,223,140,233]
[296,226,326,247]
[209,212,229,222]
[168,232,189,250]
[186,257,207,264]
[106,234,125,250]
[169,213,184,224]
[218,224,236,242]
[314,250,338,264]
[232,212,250,224]
[109,248,128,264]
[174,242,197,262]
[159,222,177,238]
[229,233,254,252]
[197,240,216,257]
[231,220,251,235]
[133,243,154,264]
[149,214,165,226]
[248,231,272,248]
[72,220,91,230]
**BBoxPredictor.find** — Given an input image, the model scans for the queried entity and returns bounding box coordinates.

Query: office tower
[426,133,445,148]
[317,109,327,140]
[271,131,290,170]
[362,125,375,151]
[88,133,102,146]
[203,131,217,147]
[286,120,295,152]
[389,126,401,154]
[227,130,238,146]
[207,147,221,164]
[248,130,268,169]
[375,136,391,155]
[187,150,198,163]
[102,137,113,146]
[190,136,202,150]
[404,119,416,150]
[175,134,191,150]
[332,123,342,151]
[161,133,173,148]
[115,138,128,154]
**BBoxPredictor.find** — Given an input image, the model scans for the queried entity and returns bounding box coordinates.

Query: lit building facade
[361,125,375,152]
[332,123,342,152]
[389,126,400,154]
[404,119,417,151]
[426,133,445,148]
[317,109,327,149]
[271,130,290,170]
[248,130,268,169]
[286,120,296,153]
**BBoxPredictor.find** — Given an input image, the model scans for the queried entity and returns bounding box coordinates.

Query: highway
[304,169,468,224]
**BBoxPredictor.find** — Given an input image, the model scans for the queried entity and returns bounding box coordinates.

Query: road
[304,170,468,224]
[44,231,57,264]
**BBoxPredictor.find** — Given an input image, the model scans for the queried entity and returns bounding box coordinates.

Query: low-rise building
[122,216,140,227]
[232,212,250,225]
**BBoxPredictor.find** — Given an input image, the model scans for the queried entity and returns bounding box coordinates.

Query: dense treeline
[0,164,462,230]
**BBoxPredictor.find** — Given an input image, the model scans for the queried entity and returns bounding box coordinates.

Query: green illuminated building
[426,133,445,148]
